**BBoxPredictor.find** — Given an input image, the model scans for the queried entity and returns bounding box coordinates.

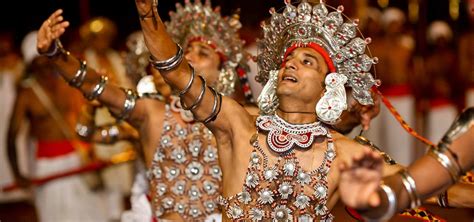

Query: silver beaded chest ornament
[218,117,337,221]
[166,0,253,101]
[148,105,222,219]
[257,0,378,125]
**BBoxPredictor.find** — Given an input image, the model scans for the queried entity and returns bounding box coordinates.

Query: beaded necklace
[218,115,336,221]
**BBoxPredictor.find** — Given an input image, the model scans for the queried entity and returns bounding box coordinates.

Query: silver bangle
[116,88,138,120]
[149,44,184,71]
[181,75,206,111]
[399,169,421,209]
[85,75,108,101]
[108,125,120,142]
[200,87,223,124]
[43,39,64,57]
[75,123,93,138]
[177,64,196,97]
[428,148,462,183]
[437,191,449,208]
[362,184,397,222]
[69,60,88,88]
[100,128,109,143]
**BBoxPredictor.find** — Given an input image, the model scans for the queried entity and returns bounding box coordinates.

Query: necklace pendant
[257,115,328,154]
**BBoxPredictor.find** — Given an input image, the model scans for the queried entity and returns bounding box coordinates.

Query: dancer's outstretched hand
[338,147,384,209]
[37,9,69,54]
[135,0,158,20]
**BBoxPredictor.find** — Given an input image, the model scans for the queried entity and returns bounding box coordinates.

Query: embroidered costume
[219,1,377,221]
[149,102,221,220]
[218,115,336,221]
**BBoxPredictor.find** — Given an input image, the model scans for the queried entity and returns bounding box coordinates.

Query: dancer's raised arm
[134,0,253,136]
[37,9,148,127]
[339,108,474,220]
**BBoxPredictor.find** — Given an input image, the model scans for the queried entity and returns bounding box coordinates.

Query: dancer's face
[185,41,221,86]
[276,47,329,105]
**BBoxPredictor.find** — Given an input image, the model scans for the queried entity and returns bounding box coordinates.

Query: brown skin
[131,2,400,220]
[339,127,474,217]
[38,8,380,220]
[185,41,221,86]
[7,56,85,188]
[371,20,414,87]
[0,33,23,83]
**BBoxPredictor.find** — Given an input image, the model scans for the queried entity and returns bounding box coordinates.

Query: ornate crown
[257,0,378,105]
[125,31,149,83]
[166,0,251,98]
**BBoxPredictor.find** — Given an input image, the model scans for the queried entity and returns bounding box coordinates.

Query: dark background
[0,0,472,53]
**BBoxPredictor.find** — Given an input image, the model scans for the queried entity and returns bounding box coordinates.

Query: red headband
[188,37,227,62]
[282,42,336,73]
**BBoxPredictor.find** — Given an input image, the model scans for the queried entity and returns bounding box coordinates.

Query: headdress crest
[166,0,250,98]
[257,0,378,106]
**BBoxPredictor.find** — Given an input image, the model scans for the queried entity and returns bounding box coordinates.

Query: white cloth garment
[426,101,458,143]
[121,167,152,222]
[365,93,416,165]
[34,152,107,222]
[0,72,31,202]
[85,49,134,220]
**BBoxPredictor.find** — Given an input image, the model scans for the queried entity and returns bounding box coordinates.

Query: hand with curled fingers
[338,147,384,210]
[37,9,69,55]
[135,0,159,22]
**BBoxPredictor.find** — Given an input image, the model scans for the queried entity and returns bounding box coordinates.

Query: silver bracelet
[116,88,138,120]
[69,60,88,88]
[437,191,449,208]
[200,87,223,124]
[177,64,196,96]
[181,75,206,111]
[108,125,120,142]
[399,169,421,209]
[362,184,397,222]
[149,44,184,71]
[43,39,65,57]
[85,75,108,101]
[100,128,109,143]
[75,123,93,138]
[428,148,462,183]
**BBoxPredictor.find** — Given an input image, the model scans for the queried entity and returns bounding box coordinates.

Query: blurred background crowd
[0,0,473,221]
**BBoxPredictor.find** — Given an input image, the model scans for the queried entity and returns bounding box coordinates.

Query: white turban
[427,21,453,44]
[381,7,405,29]
[21,31,39,65]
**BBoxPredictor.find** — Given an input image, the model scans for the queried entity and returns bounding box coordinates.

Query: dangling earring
[258,70,279,115]
[316,72,348,124]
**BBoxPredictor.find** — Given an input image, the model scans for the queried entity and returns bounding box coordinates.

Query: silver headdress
[257,0,378,118]
[166,0,250,97]
[125,31,159,98]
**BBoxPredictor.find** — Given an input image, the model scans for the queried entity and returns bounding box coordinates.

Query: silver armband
[362,184,397,222]
[69,60,88,88]
[428,148,462,183]
[399,169,421,209]
[149,44,184,71]
[116,88,138,121]
[84,75,108,101]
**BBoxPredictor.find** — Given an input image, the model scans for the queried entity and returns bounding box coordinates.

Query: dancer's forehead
[187,41,216,53]
[282,43,336,73]
[187,39,226,63]
[285,48,322,61]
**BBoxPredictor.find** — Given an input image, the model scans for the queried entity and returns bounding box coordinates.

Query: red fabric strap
[283,42,336,73]
[36,140,90,158]
[188,36,227,62]
[373,87,435,147]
